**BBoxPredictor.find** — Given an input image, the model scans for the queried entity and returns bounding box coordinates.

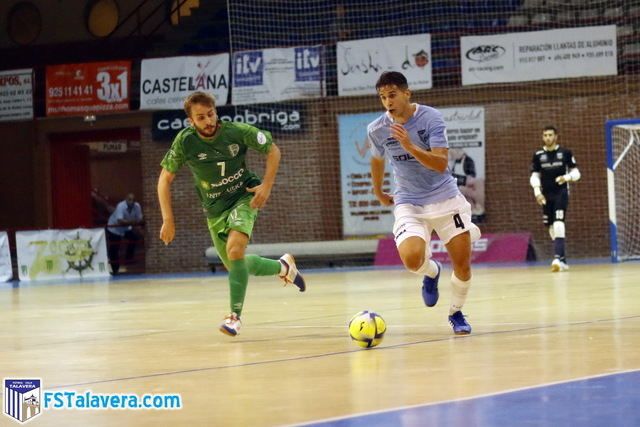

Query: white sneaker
[219,312,241,336]
[551,259,569,272]
[279,253,306,292]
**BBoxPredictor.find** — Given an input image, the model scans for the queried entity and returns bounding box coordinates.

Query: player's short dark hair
[543,125,558,134]
[375,71,409,91]
[184,91,216,117]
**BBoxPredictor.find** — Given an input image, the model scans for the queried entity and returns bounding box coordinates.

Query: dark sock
[554,238,566,262]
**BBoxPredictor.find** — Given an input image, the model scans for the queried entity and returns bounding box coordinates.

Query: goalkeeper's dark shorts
[542,190,569,225]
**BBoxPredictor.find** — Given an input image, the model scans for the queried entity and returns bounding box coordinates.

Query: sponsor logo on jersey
[417,129,432,151]
[197,153,207,161]
[384,139,400,148]
[211,168,245,188]
[541,161,563,168]
[226,182,245,194]
[392,153,415,162]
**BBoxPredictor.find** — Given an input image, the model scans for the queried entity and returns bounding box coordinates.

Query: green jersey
[161,121,273,217]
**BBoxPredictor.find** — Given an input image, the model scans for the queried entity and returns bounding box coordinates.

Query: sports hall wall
[141,78,639,272]
[1,1,638,273]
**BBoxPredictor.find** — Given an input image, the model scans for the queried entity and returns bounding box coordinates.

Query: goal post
[606,119,640,262]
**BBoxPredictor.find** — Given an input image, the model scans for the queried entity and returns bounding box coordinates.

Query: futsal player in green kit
[157,91,306,337]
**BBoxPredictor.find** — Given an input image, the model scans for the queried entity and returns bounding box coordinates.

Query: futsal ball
[348,310,386,348]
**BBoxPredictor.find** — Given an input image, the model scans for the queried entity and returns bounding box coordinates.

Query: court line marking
[284,368,640,427]
[2,314,637,395]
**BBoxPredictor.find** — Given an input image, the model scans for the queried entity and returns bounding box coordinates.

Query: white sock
[413,258,439,277]
[449,272,471,315]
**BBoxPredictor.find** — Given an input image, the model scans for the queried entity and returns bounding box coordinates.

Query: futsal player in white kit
[367,71,481,334]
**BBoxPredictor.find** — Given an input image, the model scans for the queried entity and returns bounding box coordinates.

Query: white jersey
[367,104,460,206]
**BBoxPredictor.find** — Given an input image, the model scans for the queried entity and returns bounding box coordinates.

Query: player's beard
[195,121,219,138]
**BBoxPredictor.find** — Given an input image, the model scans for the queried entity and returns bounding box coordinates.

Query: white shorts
[392,194,481,250]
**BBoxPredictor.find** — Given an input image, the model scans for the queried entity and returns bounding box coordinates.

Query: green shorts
[206,194,258,269]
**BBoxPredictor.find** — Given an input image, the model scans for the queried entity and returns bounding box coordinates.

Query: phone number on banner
[48,85,94,98]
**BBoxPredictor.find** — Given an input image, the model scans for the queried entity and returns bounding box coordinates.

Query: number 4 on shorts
[453,213,465,229]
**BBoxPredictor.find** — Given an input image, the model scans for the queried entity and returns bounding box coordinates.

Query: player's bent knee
[552,221,565,239]
[226,244,246,261]
[401,252,425,272]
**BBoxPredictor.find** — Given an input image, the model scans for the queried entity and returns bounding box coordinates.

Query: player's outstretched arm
[390,123,448,173]
[247,143,281,209]
[370,155,393,206]
[158,168,177,245]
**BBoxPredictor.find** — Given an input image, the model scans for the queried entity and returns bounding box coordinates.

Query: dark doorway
[49,128,144,273]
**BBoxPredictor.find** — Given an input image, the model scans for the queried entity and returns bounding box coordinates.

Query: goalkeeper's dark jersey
[530,146,577,195]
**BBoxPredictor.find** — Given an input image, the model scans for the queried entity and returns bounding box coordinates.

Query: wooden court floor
[2,261,639,426]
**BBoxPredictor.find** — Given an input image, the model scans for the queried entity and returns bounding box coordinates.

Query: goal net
[224,0,639,259]
[606,119,640,262]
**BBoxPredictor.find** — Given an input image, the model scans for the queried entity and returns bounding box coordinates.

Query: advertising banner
[0,231,12,281]
[16,228,109,281]
[337,33,432,96]
[232,46,324,105]
[375,233,533,265]
[461,25,617,85]
[140,54,230,109]
[46,61,131,116]
[0,69,33,122]
[151,104,305,140]
[338,106,485,236]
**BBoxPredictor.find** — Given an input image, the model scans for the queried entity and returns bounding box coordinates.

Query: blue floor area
[303,370,640,427]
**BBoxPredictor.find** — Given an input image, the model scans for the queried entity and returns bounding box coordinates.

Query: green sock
[245,254,282,276]
[228,259,249,316]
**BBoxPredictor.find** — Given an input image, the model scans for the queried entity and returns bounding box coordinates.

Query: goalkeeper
[529,125,581,272]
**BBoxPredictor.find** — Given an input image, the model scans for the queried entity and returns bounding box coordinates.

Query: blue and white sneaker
[279,253,306,292]
[448,311,472,335]
[421,260,441,307]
